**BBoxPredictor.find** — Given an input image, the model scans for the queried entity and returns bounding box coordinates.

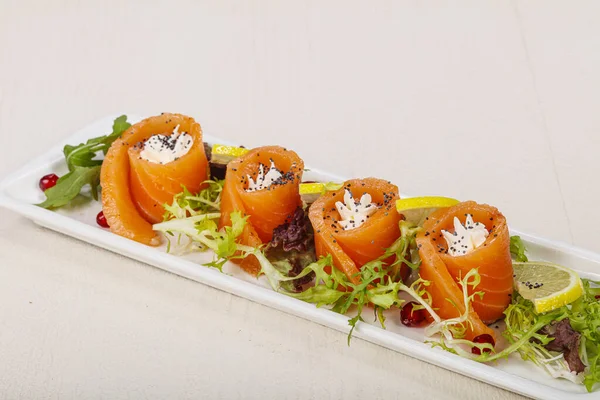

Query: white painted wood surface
[0,1,598,398]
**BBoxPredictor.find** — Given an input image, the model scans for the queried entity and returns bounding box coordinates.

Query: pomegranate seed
[400,302,427,327]
[39,173,59,191]
[472,334,495,355]
[595,295,600,300]
[96,211,109,228]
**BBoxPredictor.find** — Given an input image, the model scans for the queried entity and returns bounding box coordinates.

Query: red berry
[96,211,109,228]
[39,173,59,191]
[472,334,495,355]
[400,302,427,327]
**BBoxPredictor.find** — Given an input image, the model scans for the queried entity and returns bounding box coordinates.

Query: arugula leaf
[39,115,131,209]
[109,115,132,145]
[37,166,101,208]
[66,149,103,169]
[63,115,131,171]
[510,235,529,262]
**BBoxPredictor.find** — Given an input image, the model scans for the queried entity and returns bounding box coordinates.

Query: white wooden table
[1,1,598,399]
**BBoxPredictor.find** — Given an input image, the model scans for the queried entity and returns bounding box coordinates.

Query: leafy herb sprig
[510,235,529,262]
[38,115,131,209]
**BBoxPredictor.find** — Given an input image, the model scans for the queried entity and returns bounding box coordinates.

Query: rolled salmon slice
[420,201,514,324]
[308,178,402,284]
[101,113,208,245]
[127,126,208,223]
[218,146,304,275]
[416,201,513,342]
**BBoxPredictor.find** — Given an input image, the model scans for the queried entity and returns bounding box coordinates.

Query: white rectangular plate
[2,115,600,400]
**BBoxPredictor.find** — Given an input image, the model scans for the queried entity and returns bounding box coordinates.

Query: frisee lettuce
[567,279,600,390]
[157,180,224,253]
[258,220,429,343]
[155,205,432,344]
[498,293,575,381]
[488,279,600,390]
[155,184,600,391]
[162,180,224,220]
[154,210,244,271]
[470,236,600,389]
[259,251,432,344]
[387,221,422,271]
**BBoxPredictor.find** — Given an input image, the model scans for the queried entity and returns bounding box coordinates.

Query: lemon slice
[211,144,249,158]
[210,144,249,164]
[299,182,342,204]
[395,196,460,225]
[513,262,583,314]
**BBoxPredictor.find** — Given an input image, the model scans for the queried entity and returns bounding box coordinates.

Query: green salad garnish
[150,170,600,391]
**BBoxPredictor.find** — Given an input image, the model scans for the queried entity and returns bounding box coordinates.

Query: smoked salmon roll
[101,113,209,245]
[308,178,401,284]
[416,201,513,342]
[218,146,304,276]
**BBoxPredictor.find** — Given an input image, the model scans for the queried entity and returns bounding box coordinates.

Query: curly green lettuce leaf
[465,285,597,385]
[154,209,434,345]
[484,294,573,377]
[510,235,529,262]
[257,220,432,344]
[282,255,348,306]
[569,279,600,391]
[258,253,402,344]
[383,221,422,272]
[163,180,224,220]
[153,211,244,271]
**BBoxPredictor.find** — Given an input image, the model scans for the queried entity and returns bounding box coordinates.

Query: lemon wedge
[395,196,460,225]
[513,261,583,314]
